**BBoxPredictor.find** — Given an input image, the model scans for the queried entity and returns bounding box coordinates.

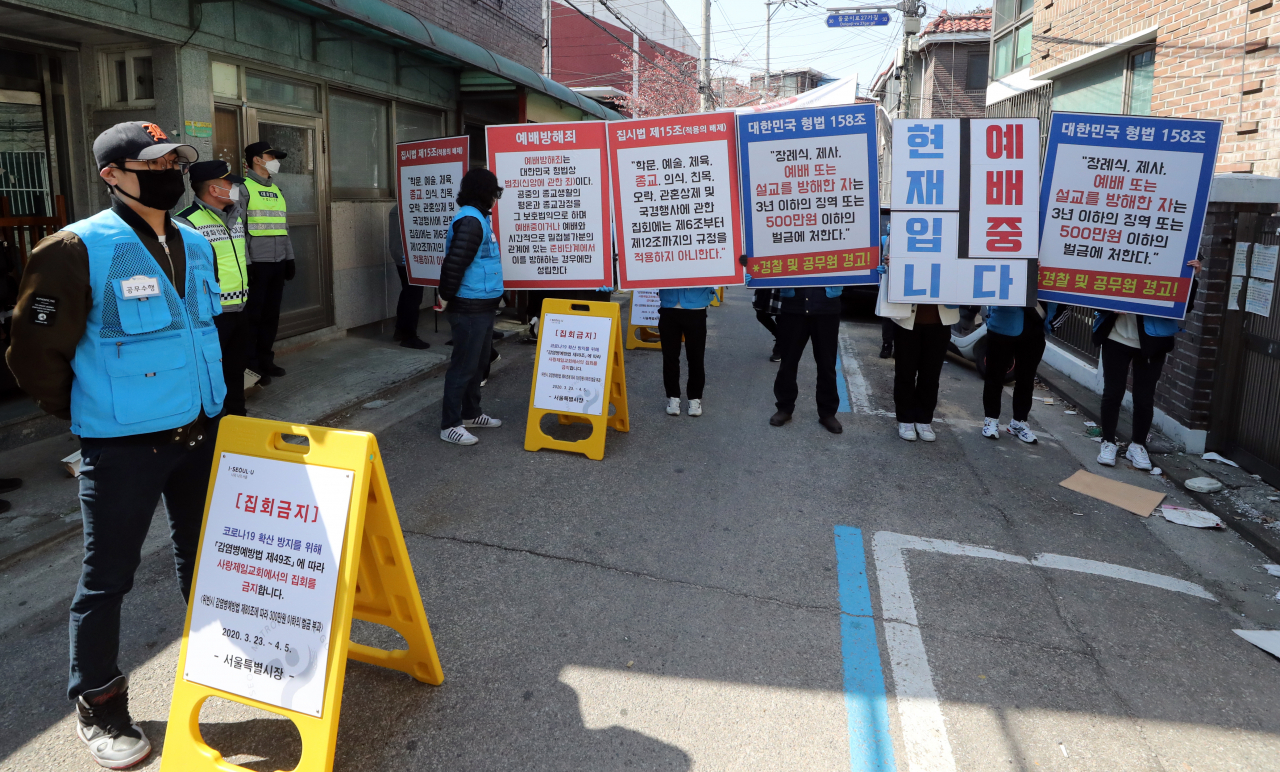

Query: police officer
[176,161,251,415]
[242,141,295,385]
[7,121,225,769]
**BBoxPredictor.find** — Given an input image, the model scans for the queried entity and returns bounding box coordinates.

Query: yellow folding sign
[161,416,442,772]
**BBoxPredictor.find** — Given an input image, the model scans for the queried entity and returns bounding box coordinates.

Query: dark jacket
[437,214,499,313]
[779,287,842,316]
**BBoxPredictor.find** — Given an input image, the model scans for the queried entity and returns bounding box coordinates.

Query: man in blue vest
[437,168,504,445]
[7,121,225,769]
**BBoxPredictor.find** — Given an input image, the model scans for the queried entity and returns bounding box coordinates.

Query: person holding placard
[387,203,430,350]
[751,288,782,362]
[981,303,1052,443]
[770,287,845,434]
[659,287,716,416]
[890,301,960,442]
[1094,260,1201,470]
[437,168,505,446]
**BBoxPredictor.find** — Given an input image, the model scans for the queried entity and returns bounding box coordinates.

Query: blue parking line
[835,351,851,414]
[834,526,897,772]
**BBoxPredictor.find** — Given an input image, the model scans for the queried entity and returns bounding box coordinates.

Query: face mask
[222,186,240,202]
[264,159,281,175]
[112,168,187,212]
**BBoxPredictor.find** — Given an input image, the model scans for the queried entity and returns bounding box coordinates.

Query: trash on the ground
[1150,467,1162,476]
[61,450,83,478]
[1083,421,1098,427]
[1086,427,1103,437]
[1064,410,1077,415]
[1263,564,1280,577]
[1202,452,1240,467]
[1185,477,1225,493]
[1251,474,1262,480]
[1092,437,1103,443]
[1073,512,1085,517]
[1269,496,1280,502]
[1033,395,1055,404]
[1158,505,1225,529]
[1233,629,1280,658]
[1059,470,1165,517]
[362,399,391,409]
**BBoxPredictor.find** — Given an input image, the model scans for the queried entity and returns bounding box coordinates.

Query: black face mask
[111,168,187,212]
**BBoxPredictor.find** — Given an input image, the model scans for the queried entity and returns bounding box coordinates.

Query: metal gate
[1209,209,1280,486]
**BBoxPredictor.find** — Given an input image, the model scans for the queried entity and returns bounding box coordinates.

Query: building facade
[869,10,992,120]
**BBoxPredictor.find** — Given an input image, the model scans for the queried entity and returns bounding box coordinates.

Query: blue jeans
[441,311,494,430]
[68,418,220,700]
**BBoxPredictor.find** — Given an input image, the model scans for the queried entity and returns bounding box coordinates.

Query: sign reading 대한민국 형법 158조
[396,136,468,287]
[737,104,880,287]
[609,112,745,290]
[487,122,613,289]
[1037,113,1222,320]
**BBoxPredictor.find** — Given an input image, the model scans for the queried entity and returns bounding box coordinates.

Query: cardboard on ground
[1059,470,1166,517]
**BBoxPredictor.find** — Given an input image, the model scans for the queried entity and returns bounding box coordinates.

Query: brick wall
[1034,0,1280,175]
[388,0,543,70]
[921,41,988,118]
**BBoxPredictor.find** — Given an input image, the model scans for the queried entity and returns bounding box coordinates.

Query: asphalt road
[1,286,1278,771]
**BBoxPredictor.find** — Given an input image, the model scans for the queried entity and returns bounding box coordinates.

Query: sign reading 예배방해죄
[396,136,468,287]
[1037,113,1221,319]
[737,104,881,287]
[487,122,613,289]
[609,111,745,290]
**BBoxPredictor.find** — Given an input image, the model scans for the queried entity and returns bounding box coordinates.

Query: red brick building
[870,9,992,119]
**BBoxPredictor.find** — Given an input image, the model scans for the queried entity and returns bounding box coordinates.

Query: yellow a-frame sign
[625,290,662,350]
[524,298,629,460]
[161,416,442,772]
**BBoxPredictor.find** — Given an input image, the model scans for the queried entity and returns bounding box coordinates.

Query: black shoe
[392,329,408,342]
[819,415,843,434]
[493,330,505,341]
[258,375,272,386]
[0,478,20,495]
[445,339,454,346]
[400,337,431,350]
[76,675,151,769]
[769,411,792,427]
[521,335,538,345]
[769,350,782,362]
[490,349,501,364]
[879,343,893,359]
[267,365,286,377]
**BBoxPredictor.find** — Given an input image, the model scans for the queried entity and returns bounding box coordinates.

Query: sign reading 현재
[1037,113,1221,319]
[487,122,612,289]
[629,290,661,326]
[737,104,880,287]
[396,136,468,287]
[184,452,355,718]
[533,312,614,416]
[609,112,745,289]
[891,118,960,212]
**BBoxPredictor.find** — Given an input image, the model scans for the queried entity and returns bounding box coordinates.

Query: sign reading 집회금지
[1037,113,1221,319]
[397,136,469,287]
[532,312,613,416]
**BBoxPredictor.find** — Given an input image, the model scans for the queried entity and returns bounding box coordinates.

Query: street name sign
[827,12,891,26]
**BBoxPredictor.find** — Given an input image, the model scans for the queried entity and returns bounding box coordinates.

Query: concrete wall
[331,201,402,331]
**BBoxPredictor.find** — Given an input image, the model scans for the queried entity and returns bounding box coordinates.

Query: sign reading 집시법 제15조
[1037,113,1221,319]
[610,112,745,290]
[397,136,468,287]
[737,104,880,287]
[488,122,612,289]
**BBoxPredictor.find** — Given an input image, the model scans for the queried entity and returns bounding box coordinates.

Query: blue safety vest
[445,205,503,299]
[65,209,225,438]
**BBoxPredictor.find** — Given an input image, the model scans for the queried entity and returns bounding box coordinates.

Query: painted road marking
[833,526,897,772]
[838,325,895,417]
[870,530,1217,772]
[835,350,852,413]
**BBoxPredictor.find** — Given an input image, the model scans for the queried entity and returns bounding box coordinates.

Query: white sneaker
[982,417,1000,440]
[898,422,918,441]
[464,413,502,428]
[1006,419,1038,444]
[666,397,681,416]
[687,398,702,417]
[916,423,937,442]
[1126,443,1153,470]
[1097,440,1118,466]
[440,426,479,445]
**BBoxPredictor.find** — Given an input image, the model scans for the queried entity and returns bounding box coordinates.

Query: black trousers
[773,312,840,417]
[893,322,950,424]
[881,318,895,346]
[213,310,251,416]
[982,328,1046,422]
[244,261,287,372]
[1101,339,1167,445]
[440,311,494,429]
[658,307,707,399]
[755,310,778,338]
[395,264,424,337]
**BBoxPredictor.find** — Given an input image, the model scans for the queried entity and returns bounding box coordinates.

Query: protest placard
[1037,113,1221,319]
[609,112,744,289]
[737,104,880,287]
[396,136,468,286]
[488,122,613,289]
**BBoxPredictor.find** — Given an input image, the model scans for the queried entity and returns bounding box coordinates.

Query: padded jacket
[437,214,500,313]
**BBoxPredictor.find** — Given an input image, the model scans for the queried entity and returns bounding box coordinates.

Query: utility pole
[765,1,815,103]
[826,2,924,116]
[700,0,712,111]
[632,31,640,112]
[543,0,552,78]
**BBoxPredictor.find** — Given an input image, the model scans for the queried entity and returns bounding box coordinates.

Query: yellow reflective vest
[175,203,248,306]
[244,177,288,237]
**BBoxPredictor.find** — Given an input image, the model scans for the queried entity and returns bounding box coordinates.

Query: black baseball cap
[93,121,198,170]
[244,141,288,161]
[189,160,244,188]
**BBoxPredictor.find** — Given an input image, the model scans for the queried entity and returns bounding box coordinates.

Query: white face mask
[228,186,240,202]
[264,159,281,175]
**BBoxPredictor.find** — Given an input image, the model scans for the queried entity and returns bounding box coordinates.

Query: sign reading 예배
[533,312,614,416]
[609,112,745,290]
[1037,113,1221,319]
[396,136,468,287]
[184,452,355,718]
[737,104,880,287]
[487,122,613,289]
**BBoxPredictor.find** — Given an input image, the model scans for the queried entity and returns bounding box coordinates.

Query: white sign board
[533,312,614,416]
[1252,243,1278,282]
[185,452,355,717]
[886,258,1029,305]
[889,212,960,262]
[968,119,1040,259]
[629,290,661,326]
[396,136,468,286]
[891,119,960,211]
